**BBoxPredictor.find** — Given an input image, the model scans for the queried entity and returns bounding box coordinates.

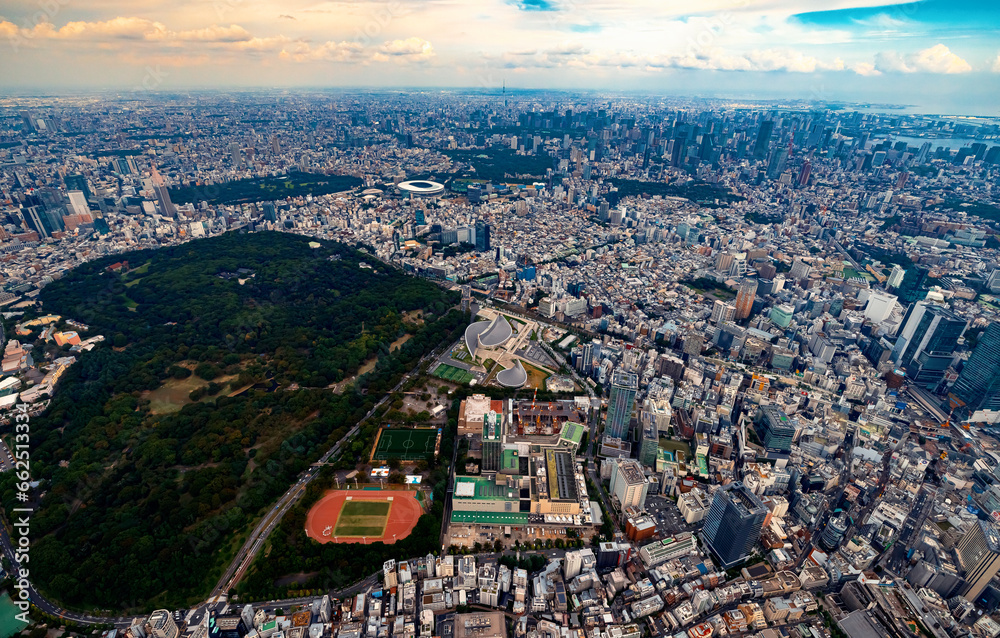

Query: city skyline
[1,0,1000,113]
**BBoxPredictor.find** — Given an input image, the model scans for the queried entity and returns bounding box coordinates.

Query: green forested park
[607,178,744,207]
[1,231,461,611]
[442,148,554,183]
[168,171,362,206]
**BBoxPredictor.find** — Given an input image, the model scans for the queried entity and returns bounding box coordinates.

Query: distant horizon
[2,0,999,114]
[1,85,999,120]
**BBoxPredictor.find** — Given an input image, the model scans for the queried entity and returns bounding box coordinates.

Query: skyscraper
[894,303,966,388]
[958,520,1000,603]
[797,160,811,186]
[150,167,176,217]
[753,121,773,159]
[63,173,91,199]
[951,322,1000,416]
[766,146,789,179]
[887,264,905,289]
[475,220,491,252]
[42,208,65,234]
[734,278,758,320]
[702,482,768,568]
[605,370,638,440]
[262,202,277,223]
[579,339,600,377]
[639,423,658,468]
[24,205,50,238]
[67,190,90,217]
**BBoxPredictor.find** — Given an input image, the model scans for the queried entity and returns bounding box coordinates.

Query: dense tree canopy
[14,231,460,611]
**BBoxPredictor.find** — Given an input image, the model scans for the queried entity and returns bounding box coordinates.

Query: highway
[210,345,446,600]
[8,344,447,626]
[0,524,131,626]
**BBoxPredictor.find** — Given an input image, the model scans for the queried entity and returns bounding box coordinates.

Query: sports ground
[305,489,423,544]
[433,363,475,384]
[370,427,438,461]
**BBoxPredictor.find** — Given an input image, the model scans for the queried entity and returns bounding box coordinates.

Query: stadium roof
[464,313,514,360]
[397,180,444,195]
[479,314,513,348]
[497,359,528,388]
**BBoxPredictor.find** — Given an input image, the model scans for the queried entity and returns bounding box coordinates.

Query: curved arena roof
[497,360,528,388]
[479,314,513,348]
[397,180,445,196]
[464,314,513,360]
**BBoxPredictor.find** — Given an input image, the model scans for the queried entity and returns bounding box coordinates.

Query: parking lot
[0,440,13,472]
[644,494,700,536]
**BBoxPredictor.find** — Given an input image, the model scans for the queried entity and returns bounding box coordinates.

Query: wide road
[0,524,132,626]
[10,344,447,624]
[209,344,447,600]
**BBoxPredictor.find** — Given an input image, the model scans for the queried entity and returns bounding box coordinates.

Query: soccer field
[433,363,475,384]
[334,500,391,537]
[372,427,437,461]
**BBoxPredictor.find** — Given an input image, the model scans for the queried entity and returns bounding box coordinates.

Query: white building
[863,290,897,324]
[609,459,648,511]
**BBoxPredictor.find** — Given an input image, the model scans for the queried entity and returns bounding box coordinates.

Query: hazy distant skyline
[2,0,999,114]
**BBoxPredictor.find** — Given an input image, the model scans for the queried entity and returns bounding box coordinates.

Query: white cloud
[0,17,257,46]
[993,53,1000,73]
[851,61,880,76]
[279,40,363,62]
[872,44,972,74]
[373,37,435,61]
[910,44,972,73]
[492,45,848,74]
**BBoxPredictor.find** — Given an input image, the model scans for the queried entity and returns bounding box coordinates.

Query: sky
[1,0,999,113]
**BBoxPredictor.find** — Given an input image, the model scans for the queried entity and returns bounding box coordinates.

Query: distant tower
[150,166,176,218]
[503,80,507,109]
[605,370,638,441]
[734,278,758,320]
[460,285,472,313]
[958,520,1000,603]
[951,322,1000,416]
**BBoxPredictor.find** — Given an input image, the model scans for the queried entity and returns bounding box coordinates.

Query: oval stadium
[397,180,445,197]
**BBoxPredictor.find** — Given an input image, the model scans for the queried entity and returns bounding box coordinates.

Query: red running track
[304,489,423,545]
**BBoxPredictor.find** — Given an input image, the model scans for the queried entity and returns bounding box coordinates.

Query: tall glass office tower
[702,482,768,568]
[951,323,1000,416]
[605,370,638,440]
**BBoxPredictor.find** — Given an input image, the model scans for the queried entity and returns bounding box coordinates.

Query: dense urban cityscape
[1,86,1000,638]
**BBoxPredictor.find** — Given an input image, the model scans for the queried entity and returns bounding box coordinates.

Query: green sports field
[372,427,437,461]
[334,500,391,537]
[433,363,475,384]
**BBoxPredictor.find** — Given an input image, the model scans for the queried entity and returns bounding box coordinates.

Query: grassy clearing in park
[334,500,390,537]
[372,427,437,461]
[142,368,236,414]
